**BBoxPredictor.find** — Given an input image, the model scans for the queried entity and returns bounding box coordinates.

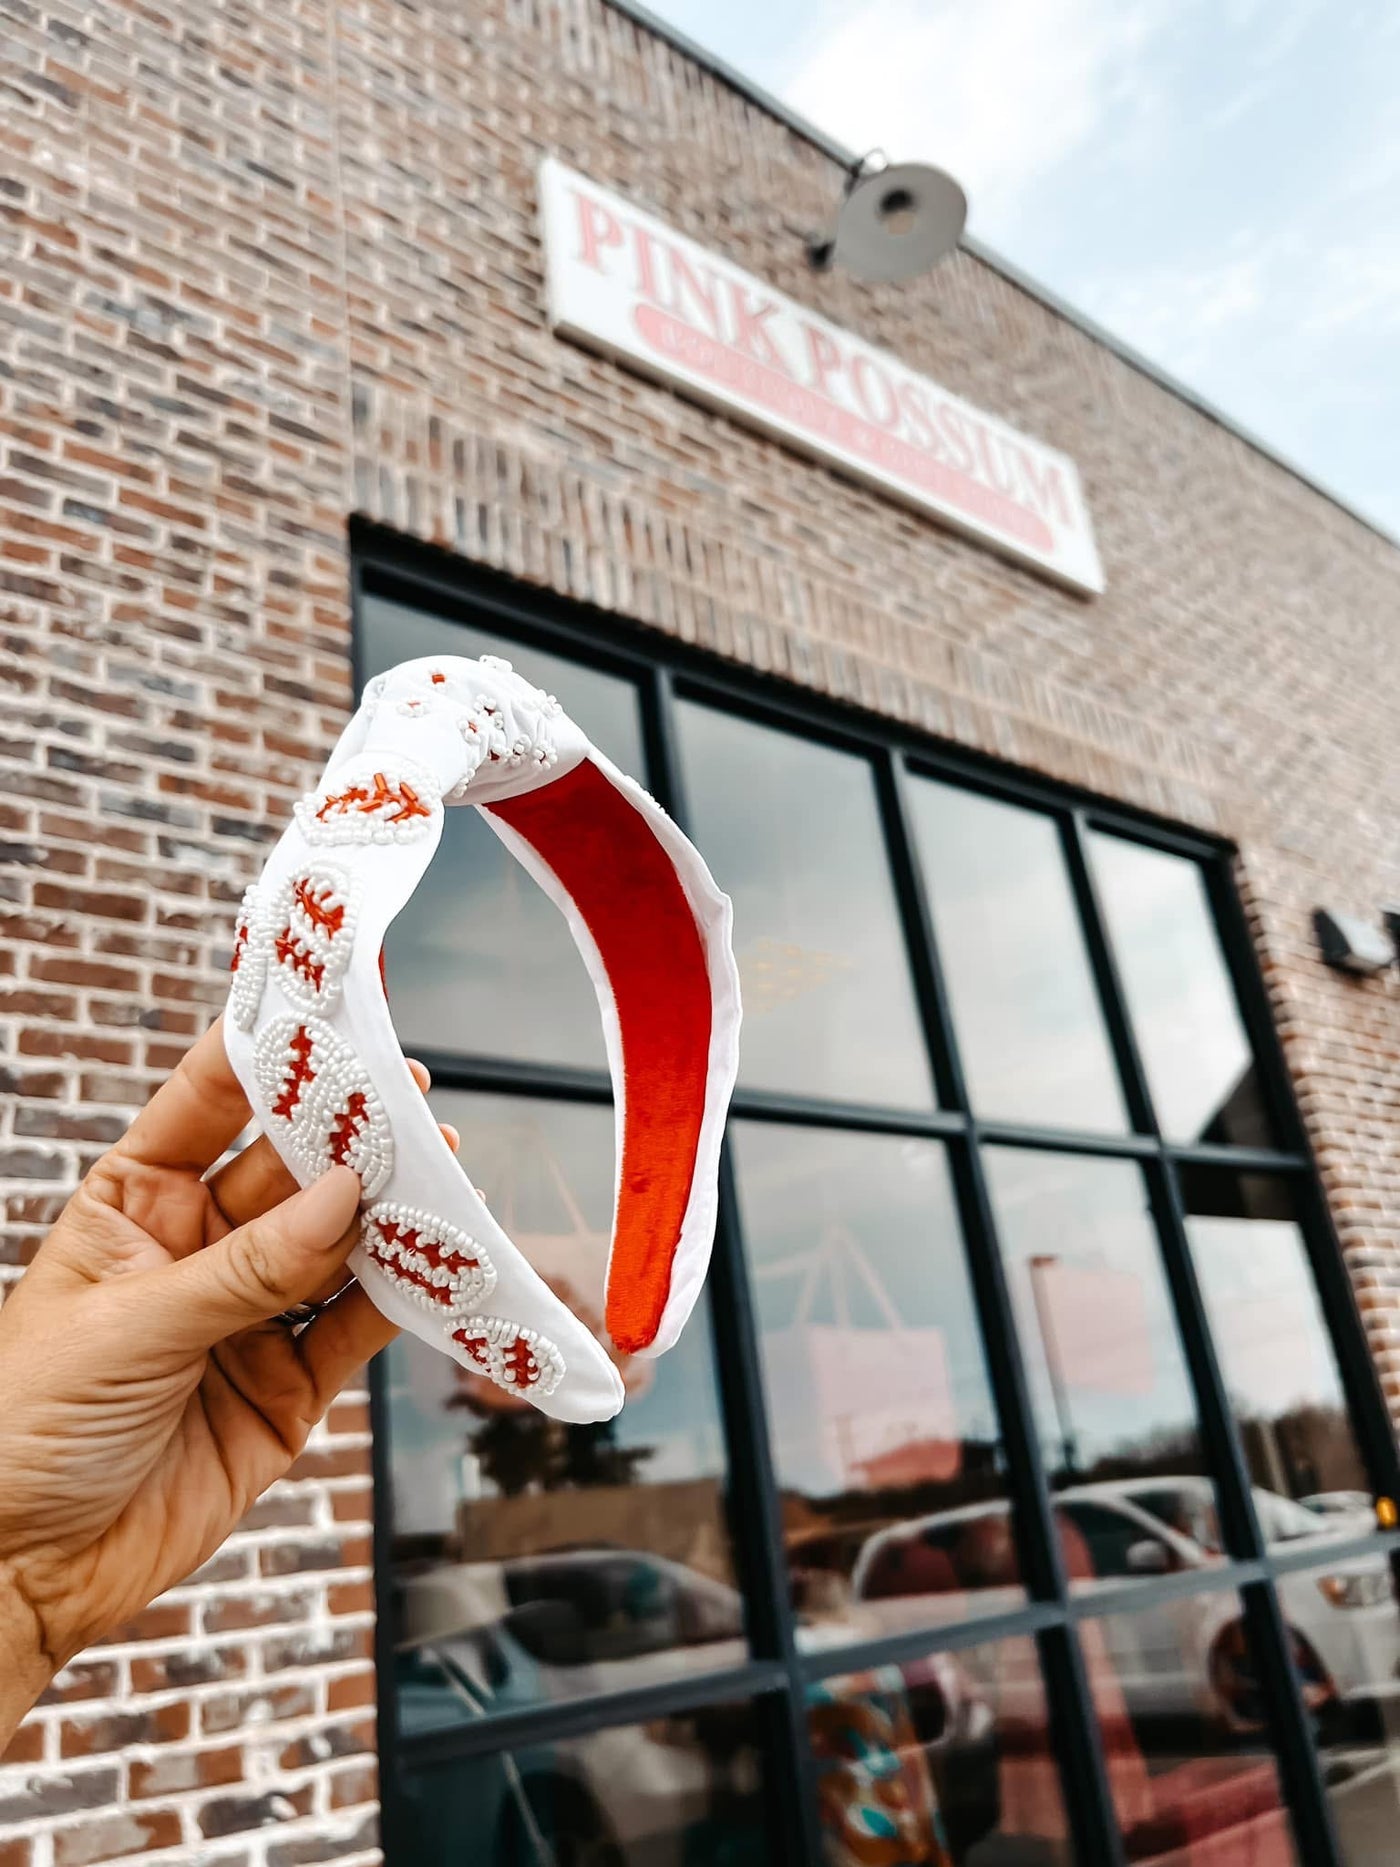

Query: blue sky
[646,0,1400,538]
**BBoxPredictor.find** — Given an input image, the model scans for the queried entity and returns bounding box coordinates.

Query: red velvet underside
[488,760,713,1354]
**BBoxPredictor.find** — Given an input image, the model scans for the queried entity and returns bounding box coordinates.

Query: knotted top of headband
[222,653,741,1424]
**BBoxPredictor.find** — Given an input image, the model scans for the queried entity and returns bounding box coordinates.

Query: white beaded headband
[222,653,741,1423]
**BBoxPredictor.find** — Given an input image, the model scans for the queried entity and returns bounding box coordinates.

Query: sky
[644,0,1400,539]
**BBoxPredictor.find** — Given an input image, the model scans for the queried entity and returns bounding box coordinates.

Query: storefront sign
[540,159,1104,596]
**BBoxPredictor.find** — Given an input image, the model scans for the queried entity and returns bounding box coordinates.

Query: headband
[222,653,741,1424]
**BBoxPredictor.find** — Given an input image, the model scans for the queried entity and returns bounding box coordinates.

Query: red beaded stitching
[271,1024,317,1119]
[315,771,432,828]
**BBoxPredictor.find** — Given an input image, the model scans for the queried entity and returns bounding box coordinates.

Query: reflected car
[1300,1490,1374,1522]
[853,1478,1400,1735]
[397,1550,758,1867]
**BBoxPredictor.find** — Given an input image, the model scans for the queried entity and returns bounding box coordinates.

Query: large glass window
[909,780,1127,1133]
[386,1094,741,1728]
[983,1150,1222,1588]
[1080,1593,1297,1862]
[674,702,935,1110]
[808,1635,1069,1866]
[731,1122,1016,1644]
[1088,832,1274,1146]
[1180,1169,1371,1530]
[399,1701,768,1867]
[362,573,1396,1867]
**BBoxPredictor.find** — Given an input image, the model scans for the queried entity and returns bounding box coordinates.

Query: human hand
[0,1018,447,1743]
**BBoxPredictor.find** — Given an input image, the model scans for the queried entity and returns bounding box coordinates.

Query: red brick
[53,1809,183,1866]
[1,1720,45,1765]
[61,1701,189,1756]
[130,1743,244,1798]
[326,1669,376,1714]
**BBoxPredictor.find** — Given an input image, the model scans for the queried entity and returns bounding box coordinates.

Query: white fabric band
[223,654,741,1423]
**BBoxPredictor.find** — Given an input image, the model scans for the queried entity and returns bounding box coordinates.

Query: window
[360,551,1400,1867]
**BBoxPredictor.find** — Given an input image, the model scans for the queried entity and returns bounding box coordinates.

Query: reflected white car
[853,1476,1399,1731]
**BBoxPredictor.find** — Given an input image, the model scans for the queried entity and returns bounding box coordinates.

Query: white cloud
[782,0,1169,231]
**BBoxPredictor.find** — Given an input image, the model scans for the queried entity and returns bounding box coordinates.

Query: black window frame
[355,524,1400,1867]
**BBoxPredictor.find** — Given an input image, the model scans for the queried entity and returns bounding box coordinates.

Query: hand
[0,1018,450,1744]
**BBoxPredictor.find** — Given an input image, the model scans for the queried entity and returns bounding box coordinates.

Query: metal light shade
[826,161,967,283]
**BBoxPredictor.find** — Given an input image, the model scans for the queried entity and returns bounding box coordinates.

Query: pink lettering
[631,225,665,303]
[726,281,789,374]
[897,381,939,454]
[803,324,845,399]
[1009,445,1073,527]
[937,405,976,474]
[574,193,623,273]
[668,250,723,337]
[851,355,899,429]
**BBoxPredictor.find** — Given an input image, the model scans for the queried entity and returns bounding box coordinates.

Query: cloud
[782,0,1169,231]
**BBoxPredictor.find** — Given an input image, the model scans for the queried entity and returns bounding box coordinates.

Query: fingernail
[295,1165,363,1238]
[440,1123,460,1152]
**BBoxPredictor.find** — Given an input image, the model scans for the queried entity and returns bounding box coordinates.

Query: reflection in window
[1080,1595,1298,1864]
[1181,1170,1373,1536]
[1088,833,1274,1147]
[809,1637,1071,1866]
[730,1122,1017,1644]
[1288,1554,1400,1862]
[387,1093,742,1728]
[363,597,647,1069]
[674,702,935,1109]
[985,1150,1220,1589]
[400,1700,767,1866]
[909,779,1127,1133]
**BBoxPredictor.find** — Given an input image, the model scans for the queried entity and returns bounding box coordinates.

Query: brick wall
[2,0,1400,1860]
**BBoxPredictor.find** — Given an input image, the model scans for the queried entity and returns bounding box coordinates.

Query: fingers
[133,1167,363,1357]
[299,1283,399,1407]
[114,1018,251,1176]
[206,1060,456,1233]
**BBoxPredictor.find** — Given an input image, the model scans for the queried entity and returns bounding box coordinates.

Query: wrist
[0,1564,55,1748]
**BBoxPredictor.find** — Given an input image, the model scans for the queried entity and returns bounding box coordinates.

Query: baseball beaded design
[268,861,360,1016]
[253,1014,394,1197]
[228,883,268,1033]
[294,754,442,847]
[361,1202,496,1316]
[453,1316,566,1399]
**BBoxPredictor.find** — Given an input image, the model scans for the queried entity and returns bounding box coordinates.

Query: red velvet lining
[488,760,712,1353]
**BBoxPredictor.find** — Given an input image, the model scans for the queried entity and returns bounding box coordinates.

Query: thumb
[142,1167,363,1354]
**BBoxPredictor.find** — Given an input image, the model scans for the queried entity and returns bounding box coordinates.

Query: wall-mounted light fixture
[1314,907,1394,977]
[808,151,967,284]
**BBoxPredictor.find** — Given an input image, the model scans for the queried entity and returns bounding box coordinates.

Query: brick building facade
[3,0,1400,1863]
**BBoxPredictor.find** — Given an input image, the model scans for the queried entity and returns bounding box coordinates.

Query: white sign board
[540,159,1104,596]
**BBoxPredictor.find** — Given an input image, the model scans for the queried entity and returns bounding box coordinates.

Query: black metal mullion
[1242,1581,1345,1863]
[879,752,1127,1867]
[411,1048,613,1104]
[644,666,824,1867]
[399,1659,790,1769]
[1292,1174,1400,1510]
[728,1087,965,1138]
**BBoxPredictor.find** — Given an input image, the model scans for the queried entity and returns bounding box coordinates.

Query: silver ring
[275,1300,324,1328]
